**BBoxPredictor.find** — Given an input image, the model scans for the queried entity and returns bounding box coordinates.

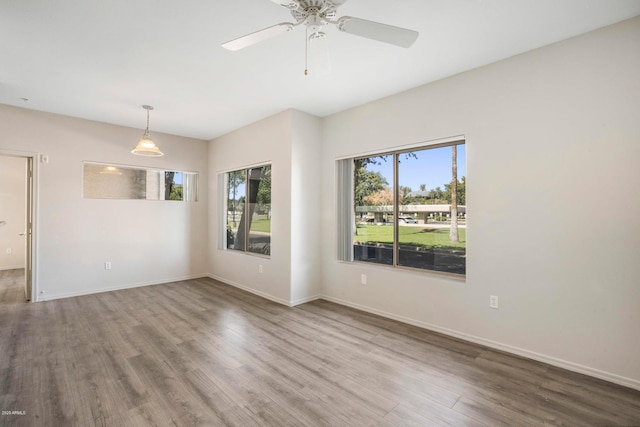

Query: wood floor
[0,269,26,305]
[1,277,639,426]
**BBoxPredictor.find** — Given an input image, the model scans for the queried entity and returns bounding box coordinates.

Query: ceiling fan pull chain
[304,25,309,76]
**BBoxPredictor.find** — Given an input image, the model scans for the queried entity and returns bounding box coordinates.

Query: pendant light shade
[132,105,163,157]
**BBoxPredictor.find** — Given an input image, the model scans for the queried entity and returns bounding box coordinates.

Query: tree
[235,167,265,251]
[449,145,459,243]
[419,183,426,192]
[364,187,396,206]
[170,184,183,201]
[354,159,388,207]
[164,171,175,200]
[458,176,466,205]
[353,157,388,235]
[428,187,445,204]
[444,176,466,205]
[256,165,272,215]
[353,153,415,231]
[227,170,246,227]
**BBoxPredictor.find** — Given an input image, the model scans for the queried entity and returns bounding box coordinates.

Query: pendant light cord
[142,105,153,136]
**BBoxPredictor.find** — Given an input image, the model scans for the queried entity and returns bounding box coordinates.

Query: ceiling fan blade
[222,23,295,51]
[337,16,418,48]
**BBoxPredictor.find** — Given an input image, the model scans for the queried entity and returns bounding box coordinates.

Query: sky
[172,172,183,185]
[363,144,466,192]
[226,144,466,200]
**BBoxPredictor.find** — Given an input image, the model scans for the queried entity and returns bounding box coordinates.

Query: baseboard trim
[0,265,23,271]
[207,274,293,307]
[37,274,208,302]
[290,294,322,307]
[321,295,640,392]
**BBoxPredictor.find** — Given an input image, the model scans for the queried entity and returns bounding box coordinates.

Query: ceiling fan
[222,0,419,74]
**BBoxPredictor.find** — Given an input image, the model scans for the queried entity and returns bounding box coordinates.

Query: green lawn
[228,216,271,233]
[355,225,466,250]
[250,217,271,233]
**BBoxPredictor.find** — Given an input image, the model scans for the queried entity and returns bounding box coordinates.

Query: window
[225,165,271,256]
[340,141,466,275]
[83,162,198,201]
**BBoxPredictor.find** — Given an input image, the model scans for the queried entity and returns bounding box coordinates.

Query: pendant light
[132,105,163,157]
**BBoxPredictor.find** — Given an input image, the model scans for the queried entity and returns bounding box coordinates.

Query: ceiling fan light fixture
[132,105,164,157]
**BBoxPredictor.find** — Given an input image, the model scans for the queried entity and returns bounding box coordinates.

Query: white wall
[208,110,293,304]
[290,110,322,304]
[0,105,209,301]
[319,17,640,389]
[0,156,26,270]
[208,109,322,306]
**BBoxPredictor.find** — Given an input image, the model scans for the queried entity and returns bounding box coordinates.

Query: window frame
[222,163,272,258]
[82,161,199,201]
[342,138,466,278]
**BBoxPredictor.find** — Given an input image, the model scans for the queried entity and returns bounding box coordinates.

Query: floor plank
[0,269,25,305]
[1,277,639,426]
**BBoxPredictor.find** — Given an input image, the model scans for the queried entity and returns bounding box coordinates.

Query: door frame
[0,149,38,302]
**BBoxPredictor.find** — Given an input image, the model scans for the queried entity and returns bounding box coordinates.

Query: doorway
[0,154,34,304]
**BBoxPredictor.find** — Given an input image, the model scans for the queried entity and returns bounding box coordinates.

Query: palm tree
[449,145,459,243]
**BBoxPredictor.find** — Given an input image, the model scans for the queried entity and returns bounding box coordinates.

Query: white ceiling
[1,0,639,140]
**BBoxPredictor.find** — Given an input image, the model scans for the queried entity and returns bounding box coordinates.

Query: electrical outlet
[104,262,112,270]
[361,274,367,285]
[490,295,499,309]
[259,264,263,273]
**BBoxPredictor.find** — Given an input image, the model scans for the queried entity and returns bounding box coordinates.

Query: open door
[0,154,34,303]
